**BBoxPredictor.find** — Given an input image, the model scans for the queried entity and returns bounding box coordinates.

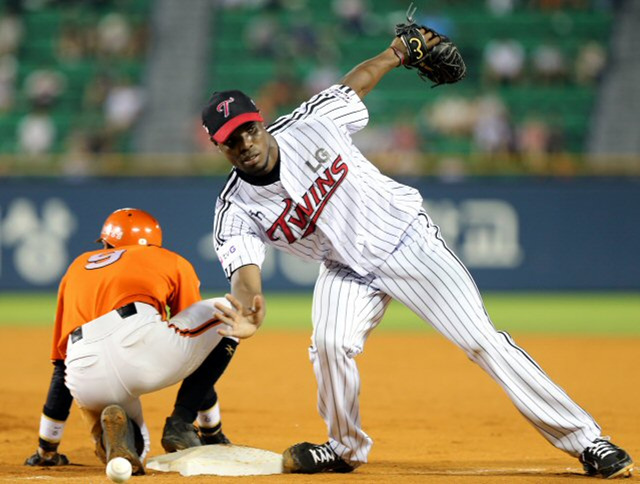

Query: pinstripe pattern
[311,212,600,463]
[269,85,368,137]
[310,261,390,463]
[212,85,603,466]
[214,85,422,278]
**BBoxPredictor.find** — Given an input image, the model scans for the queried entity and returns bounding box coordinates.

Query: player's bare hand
[215,293,264,339]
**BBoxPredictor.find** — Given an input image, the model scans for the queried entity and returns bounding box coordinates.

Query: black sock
[199,386,217,412]
[200,421,222,435]
[171,338,239,422]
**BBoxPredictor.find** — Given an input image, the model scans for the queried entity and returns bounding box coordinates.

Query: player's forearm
[39,360,73,451]
[341,48,400,99]
[230,264,265,325]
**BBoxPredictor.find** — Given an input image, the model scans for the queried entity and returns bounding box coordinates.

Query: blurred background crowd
[0,0,637,177]
[0,0,149,171]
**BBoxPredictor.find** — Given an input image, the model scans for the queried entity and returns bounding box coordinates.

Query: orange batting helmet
[98,208,163,248]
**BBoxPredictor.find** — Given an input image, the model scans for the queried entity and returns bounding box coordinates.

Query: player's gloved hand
[24,447,69,466]
[393,3,466,87]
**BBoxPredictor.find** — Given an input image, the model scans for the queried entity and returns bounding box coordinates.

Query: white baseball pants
[310,212,601,465]
[65,298,229,457]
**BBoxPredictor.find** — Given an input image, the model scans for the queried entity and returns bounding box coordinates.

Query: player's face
[217,122,277,176]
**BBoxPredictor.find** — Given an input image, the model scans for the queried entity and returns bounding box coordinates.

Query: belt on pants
[70,303,138,343]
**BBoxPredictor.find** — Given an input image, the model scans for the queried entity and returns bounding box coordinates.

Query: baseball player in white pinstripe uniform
[202,31,633,478]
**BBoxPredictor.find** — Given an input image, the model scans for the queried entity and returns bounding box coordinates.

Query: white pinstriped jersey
[214,84,423,277]
[213,84,605,465]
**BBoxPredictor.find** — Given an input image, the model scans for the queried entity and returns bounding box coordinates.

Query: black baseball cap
[202,90,264,143]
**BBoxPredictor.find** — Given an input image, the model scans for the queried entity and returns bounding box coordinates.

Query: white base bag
[146,444,283,477]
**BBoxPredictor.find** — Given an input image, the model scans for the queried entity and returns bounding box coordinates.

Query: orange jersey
[51,245,202,360]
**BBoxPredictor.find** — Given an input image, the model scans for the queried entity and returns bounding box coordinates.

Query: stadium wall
[0,177,638,291]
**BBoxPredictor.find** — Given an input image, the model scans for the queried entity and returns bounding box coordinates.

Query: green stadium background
[0,0,638,335]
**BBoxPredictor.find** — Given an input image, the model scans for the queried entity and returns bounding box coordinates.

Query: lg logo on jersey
[267,155,348,243]
[306,148,331,172]
[217,242,238,266]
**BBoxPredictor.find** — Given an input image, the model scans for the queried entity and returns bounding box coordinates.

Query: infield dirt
[1,327,638,483]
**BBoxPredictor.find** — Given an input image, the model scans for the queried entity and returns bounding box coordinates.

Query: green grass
[1,292,639,334]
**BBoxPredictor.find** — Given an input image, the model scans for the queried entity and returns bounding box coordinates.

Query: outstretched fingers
[213,303,234,324]
[222,293,243,313]
[214,293,261,339]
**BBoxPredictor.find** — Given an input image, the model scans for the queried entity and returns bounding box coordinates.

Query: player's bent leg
[162,297,231,373]
[115,298,230,397]
[461,328,601,454]
[197,388,232,445]
[100,405,145,475]
[294,262,389,471]
[77,407,106,462]
[163,337,239,451]
[307,342,370,464]
[118,398,150,460]
[377,214,608,459]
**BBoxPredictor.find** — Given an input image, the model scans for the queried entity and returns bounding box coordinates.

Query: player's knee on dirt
[98,407,144,462]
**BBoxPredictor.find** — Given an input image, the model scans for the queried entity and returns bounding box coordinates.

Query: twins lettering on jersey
[266,155,348,243]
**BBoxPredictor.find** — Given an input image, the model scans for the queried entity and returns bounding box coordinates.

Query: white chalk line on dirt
[7,467,583,479]
[395,466,584,476]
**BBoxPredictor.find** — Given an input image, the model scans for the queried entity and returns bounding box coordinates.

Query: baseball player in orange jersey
[24,208,263,476]
[201,21,634,479]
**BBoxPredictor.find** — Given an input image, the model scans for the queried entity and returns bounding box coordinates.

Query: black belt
[116,302,138,319]
[70,303,138,343]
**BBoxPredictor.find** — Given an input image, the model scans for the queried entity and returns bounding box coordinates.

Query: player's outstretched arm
[215,293,264,339]
[216,264,265,339]
[341,32,440,99]
[230,264,264,320]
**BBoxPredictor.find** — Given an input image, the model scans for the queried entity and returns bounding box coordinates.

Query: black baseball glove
[394,3,466,87]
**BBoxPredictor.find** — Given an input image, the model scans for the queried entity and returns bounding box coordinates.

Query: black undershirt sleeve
[43,360,73,421]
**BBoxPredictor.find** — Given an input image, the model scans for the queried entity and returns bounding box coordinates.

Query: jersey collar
[234,151,281,186]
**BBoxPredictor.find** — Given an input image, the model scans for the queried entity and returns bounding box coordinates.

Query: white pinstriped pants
[310,211,601,465]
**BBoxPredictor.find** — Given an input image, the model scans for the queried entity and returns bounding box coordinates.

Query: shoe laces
[587,439,617,459]
[309,443,338,464]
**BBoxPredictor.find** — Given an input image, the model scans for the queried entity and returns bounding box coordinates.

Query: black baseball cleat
[161,416,202,452]
[579,438,634,479]
[24,450,69,467]
[100,405,145,475]
[282,441,355,474]
[200,425,231,445]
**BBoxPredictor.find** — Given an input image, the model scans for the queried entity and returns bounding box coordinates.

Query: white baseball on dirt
[106,457,132,483]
